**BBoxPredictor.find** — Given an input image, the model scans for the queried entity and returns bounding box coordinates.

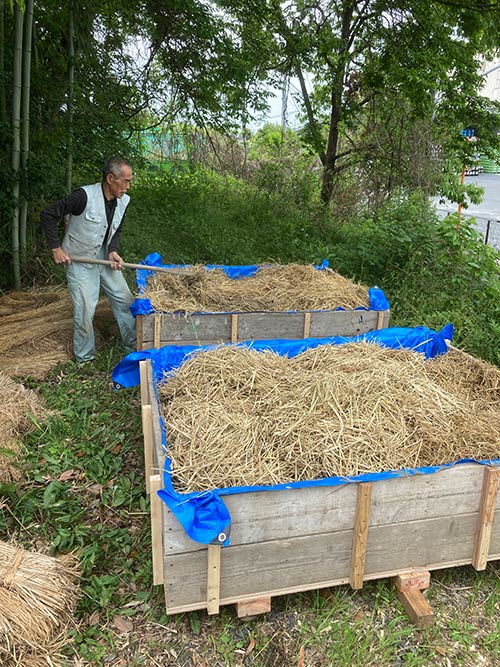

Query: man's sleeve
[40,188,87,249]
[108,208,127,254]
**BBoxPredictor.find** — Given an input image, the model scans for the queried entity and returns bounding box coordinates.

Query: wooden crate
[140,358,500,618]
[136,308,391,350]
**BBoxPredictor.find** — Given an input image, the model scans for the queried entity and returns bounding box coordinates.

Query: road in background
[432,173,500,251]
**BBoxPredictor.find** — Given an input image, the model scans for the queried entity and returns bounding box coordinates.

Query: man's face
[107,165,133,198]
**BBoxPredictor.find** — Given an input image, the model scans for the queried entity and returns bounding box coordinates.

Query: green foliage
[123,167,319,265]
[325,191,500,364]
[124,169,500,365]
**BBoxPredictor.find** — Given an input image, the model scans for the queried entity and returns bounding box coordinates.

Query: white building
[479,59,500,101]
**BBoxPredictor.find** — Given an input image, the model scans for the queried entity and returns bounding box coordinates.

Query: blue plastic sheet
[129,253,390,316]
[112,323,454,389]
[108,323,491,547]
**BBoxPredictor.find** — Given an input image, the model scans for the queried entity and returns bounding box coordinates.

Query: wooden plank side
[310,310,386,337]
[161,464,487,554]
[164,512,482,610]
[140,308,391,345]
[161,313,231,344]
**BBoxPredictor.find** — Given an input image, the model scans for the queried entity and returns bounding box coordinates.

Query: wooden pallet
[136,308,390,350]
[139,357,500,623]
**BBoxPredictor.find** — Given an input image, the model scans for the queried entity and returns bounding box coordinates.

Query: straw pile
[158,343,500,492]
[0,541,80,667]
[0,288,118,378]
[143,263,370,313]
[0,372,48,483]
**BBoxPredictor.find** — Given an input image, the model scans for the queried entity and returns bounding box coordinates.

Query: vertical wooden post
[376,311,385,330]
[150,474,164,586]
[231,314,239,343]
[142,405,153,493]
[136,314,143,351]
[349,482,372,589]
[303,312,311,338]
[139,360,149,406]
[472,466,499,571]
[154,314,162,348]
[207,545,221,615]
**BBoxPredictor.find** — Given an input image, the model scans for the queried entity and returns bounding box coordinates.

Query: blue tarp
[108,323,500,547]
[129,253,390,316]
[112,323,454,389]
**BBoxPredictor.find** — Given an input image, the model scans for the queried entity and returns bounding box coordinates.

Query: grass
[3,168,500,664]
[1,339,500,666]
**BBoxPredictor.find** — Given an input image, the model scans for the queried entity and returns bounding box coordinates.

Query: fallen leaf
[436,646,447,656]
[58,468,76,482]
[298,644,305,667]
[245,638,256,656]
[112,615,133,633]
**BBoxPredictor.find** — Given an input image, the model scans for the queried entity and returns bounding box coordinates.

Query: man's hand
[108,251,124,270]
[52,247,71,265]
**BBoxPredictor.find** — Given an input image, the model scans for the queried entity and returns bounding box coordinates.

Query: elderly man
[40,157,136,364]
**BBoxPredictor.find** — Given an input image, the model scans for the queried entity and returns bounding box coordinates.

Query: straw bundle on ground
[143,263,370,313]
[0,288,118,378]
[0,541,80,667]
[0,372,48,483]
[158,343,500,493]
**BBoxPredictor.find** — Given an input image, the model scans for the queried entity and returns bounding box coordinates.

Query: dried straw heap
[0,541,80,667]
[0,372,48,483]
[0,288,117,378]
[143,263,370,313]
[158,344,500,493]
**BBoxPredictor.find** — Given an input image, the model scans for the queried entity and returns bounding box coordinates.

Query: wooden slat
[376,311,385,330]
[164,511,490,611]
[140,309,391,346]
[150,474,164,585]
[162,463,489,554]
[136,314,143,351]
[142,405,153,494]
[303,312,311,338]
[472,466,500,570]
[236,596,271,618]
[349,482,372,589]
[207,545,221,615]
[139,359,148,406]
[397,588,434,627]
[163,555,494,615]
[231,314,238,343]
[154,315,162,348]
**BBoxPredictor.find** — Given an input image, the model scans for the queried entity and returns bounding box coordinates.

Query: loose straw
[143,263,370,313]
[157,344,500,493]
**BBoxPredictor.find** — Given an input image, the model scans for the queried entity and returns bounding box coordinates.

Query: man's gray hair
[102,157,131,180]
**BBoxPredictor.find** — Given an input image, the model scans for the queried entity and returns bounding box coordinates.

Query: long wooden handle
[70,256,194,275]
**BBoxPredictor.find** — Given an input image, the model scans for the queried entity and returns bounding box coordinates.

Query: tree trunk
[11,2,24,289]
[66,0,75,196]
[0,0,5,124]
[19,0,34,265]
[320,0,355,205]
